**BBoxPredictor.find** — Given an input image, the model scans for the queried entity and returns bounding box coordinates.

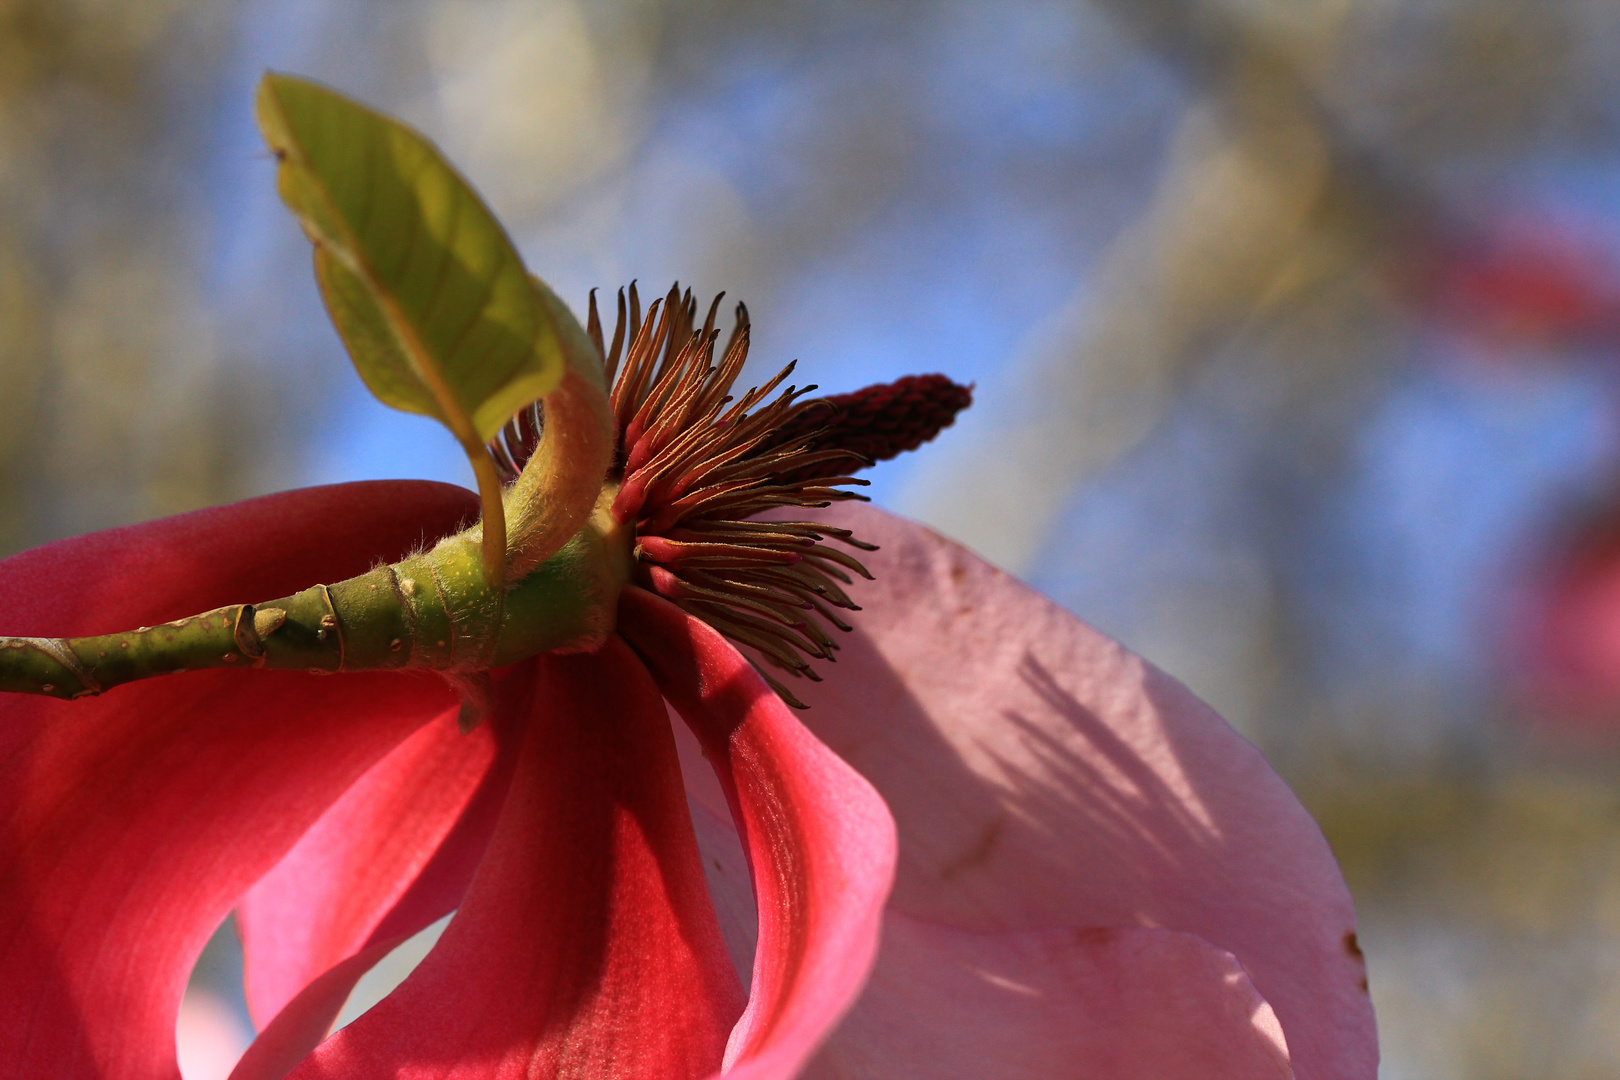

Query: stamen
[490,282,971,706]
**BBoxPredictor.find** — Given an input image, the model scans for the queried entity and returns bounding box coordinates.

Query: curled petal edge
[618,585,898,1078]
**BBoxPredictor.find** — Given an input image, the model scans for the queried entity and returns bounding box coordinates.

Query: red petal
[0,481,477,637]
[770,503,1376,1080]
[237,710,497,1027]
[809,918,1292,1080]
[286,638,744,1079]
[617,587,897,1080]
[0,481,478,1080]
[230,666,536,1080]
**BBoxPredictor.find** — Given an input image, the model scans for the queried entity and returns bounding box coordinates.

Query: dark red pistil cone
[766,374,974,483]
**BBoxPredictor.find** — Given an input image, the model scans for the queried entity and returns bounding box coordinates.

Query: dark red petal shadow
[284,638,744,1079]
[0,481,479,1080]
[617,587,897,1080]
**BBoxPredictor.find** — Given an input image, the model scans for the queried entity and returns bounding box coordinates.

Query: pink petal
[230,666,536,1080]
[617,587,897,1080]
[809,917,1291,1080]
[286,638,745,1079]
[770,503,1376,1080]
[0,481,479,1080]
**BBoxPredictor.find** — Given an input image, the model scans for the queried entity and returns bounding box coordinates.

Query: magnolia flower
[0,73,1376,1080]
[0,384,1378,1076]
[0,485,1378,1080]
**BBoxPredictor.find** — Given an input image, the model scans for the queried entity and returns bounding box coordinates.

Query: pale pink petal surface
[762,503,1375,1080]
[285,638,745,1079]
[0,481,478,1080]
[820,918,1291,1079]
[618,587,897,1080]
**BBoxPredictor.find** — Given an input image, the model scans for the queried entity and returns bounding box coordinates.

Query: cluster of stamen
[491,283,970,708]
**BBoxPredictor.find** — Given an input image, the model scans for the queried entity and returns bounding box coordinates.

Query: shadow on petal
[773,501,1376,1080]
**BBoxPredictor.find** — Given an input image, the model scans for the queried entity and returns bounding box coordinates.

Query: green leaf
[255,72,564,444]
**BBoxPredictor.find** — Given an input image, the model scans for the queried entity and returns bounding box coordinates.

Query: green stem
[0,490,633,701]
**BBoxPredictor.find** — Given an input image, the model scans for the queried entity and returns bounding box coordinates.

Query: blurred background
[8,0,1620,1075]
